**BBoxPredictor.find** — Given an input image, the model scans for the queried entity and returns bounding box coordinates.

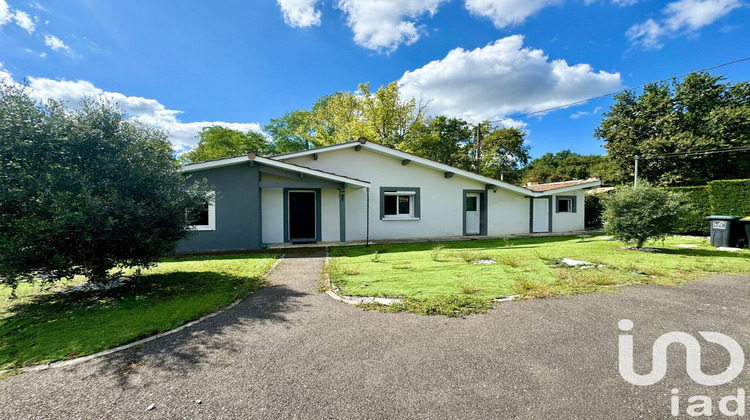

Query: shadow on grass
[0,267,307,385]
[160,252,280,263]
[657,247,750,259]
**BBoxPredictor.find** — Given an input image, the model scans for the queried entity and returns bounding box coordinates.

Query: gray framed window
[556,195,577,213]
[380,187,420,220]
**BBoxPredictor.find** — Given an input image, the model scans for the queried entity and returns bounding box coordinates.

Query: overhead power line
[488,55,750,124]
[643,145,750,158]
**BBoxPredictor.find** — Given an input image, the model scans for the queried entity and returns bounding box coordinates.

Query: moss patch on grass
[329,235,750,304]
[0,253,278,370]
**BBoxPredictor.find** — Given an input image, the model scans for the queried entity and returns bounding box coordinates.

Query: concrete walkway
[1,251,750,419]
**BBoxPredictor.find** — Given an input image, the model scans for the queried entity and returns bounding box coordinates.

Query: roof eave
[531,181,603,196]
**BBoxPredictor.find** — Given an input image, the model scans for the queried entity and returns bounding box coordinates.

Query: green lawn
[329,235,750,303]
[0,253,278,370]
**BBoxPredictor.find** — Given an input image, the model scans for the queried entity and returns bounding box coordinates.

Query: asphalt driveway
[2,250,750,419]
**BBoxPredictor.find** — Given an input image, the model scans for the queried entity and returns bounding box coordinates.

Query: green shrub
[662,186,710,235]
[584,193,605,228]
[0,85,208,288]
[602,183,683,248]
[708,179,750,216]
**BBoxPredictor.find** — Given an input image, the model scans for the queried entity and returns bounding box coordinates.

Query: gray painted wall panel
[177,164,261,253]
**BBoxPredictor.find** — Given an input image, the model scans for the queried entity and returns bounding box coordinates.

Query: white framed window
[555,196,576,213]
[190,191,216,231]
[383,191,415,219]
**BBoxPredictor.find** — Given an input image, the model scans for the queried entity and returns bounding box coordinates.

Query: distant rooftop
[523,178,601,192]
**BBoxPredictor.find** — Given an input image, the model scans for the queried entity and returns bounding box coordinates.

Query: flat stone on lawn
[717,247,746,252]
[561,258,595,267]
[675,244,699,249]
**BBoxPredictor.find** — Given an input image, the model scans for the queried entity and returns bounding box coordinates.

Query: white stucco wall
[486,188,531,235]
[320,189,340,242]
[283,148,540,241]
[263,153,587,242]
[261,188,284,244]
[551,191,586,232]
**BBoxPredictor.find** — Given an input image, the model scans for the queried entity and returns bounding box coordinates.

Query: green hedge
[584,193,605,228]
[663,186,711,236]
[708,179,750,216]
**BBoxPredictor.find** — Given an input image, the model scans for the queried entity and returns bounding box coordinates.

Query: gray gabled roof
[181,153,370,188]
[273,139,600,196]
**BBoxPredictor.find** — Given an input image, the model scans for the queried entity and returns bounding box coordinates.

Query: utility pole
[634,155,639,187]
[475,124,482,172]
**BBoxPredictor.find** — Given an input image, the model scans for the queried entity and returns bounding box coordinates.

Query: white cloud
[336,0,448,52]
[277,0,322,27]
[0,63,13,84]
[0,64,262,152]
[0,0,38,33]
[0,0,11,25]
[464,0,562,28]
[28,2,51,13]
[627,0,741,49]
[570,106,602,119]
[44,34,70,52]
[13,9,34,33]
[276,0,641,52]
[398,35,622,123]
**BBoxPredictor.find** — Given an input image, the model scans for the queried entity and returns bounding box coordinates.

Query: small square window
[557,197,575,213]
[383,191,415,218]
[189,191,216,231]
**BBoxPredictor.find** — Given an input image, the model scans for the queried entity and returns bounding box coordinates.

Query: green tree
[596,72,750,186]
[360,81,427,147]
[180,125,274,163]
[0,84,208,288]
[400,116,473,169]
[474,123,530,184]
[264,82,426,150]
[521,151,616,185]
[264,110,315,153]
[601,183,683,248]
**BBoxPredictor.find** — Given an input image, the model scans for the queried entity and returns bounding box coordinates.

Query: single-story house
[178,138,601,253]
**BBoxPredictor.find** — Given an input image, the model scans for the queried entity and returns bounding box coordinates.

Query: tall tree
[360,81,427,147]
[400,116,473,169]
[264,110,315,153]
[468,123,530,184]
[264,82,426,151]
[0,84,208,288]
[596,72,750,186]
[180,126,274,163]
[521,151,617,185]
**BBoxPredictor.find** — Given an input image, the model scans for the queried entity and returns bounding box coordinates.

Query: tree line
[182,72,750,188]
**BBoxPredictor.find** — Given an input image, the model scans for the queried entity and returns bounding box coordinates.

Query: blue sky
[0,0,748,158]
